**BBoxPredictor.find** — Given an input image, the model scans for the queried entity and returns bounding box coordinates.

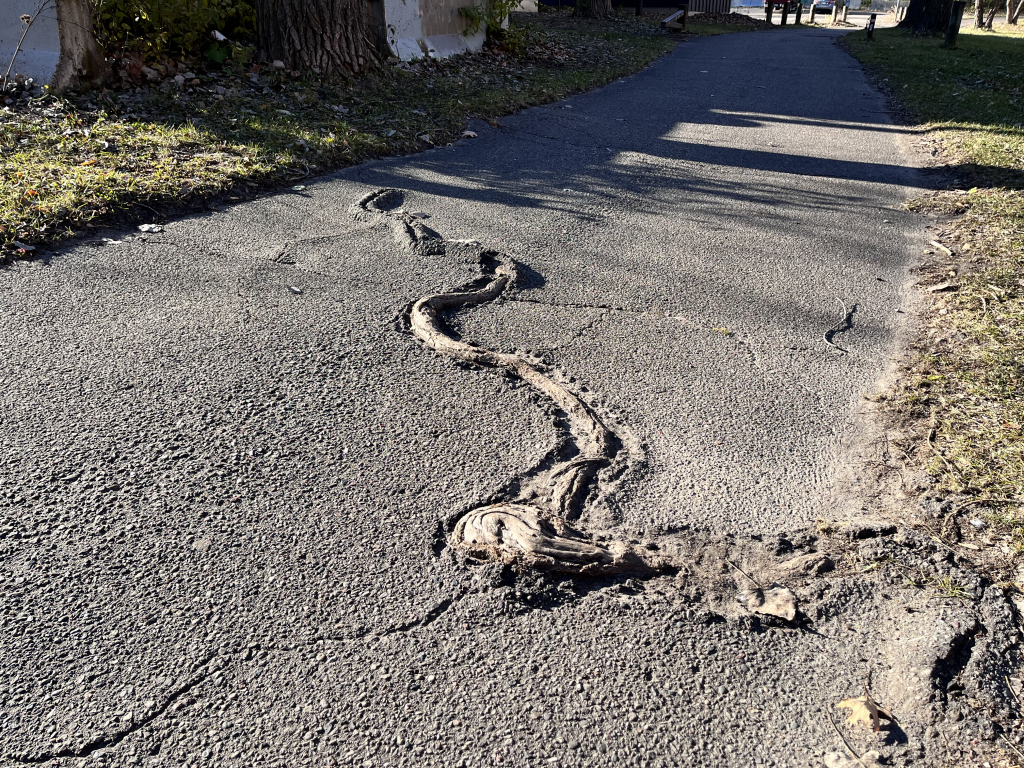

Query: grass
[844,27,1024,542]
[0,13,680,257]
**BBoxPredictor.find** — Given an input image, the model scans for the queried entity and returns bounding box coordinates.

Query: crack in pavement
[824,300,859,355]
[6,652,221,765]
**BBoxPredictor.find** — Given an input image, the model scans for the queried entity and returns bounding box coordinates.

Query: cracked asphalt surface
[5,26,1015,768]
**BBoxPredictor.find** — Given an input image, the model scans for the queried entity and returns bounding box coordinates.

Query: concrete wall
[421,0,472,37]
[385,0,487,61]
[0,0,59,85]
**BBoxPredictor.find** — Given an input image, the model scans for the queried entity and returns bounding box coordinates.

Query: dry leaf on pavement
[836,693,893,732]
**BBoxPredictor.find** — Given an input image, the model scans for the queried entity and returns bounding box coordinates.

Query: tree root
[352,188,646,574]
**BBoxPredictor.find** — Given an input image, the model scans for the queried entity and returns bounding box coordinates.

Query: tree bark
[575,0,616,18]
[973,0,983,26]
[984,2,997,23]
[1009,0,1023,22]
[52,0,109,92]
[899,0,955,34]
[255,0,378,77]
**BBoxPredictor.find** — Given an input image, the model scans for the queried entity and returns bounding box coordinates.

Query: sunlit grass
[845,26,1024,533]
[1,23,675,255]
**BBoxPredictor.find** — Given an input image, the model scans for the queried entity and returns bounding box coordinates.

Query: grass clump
[844,26,1024,539]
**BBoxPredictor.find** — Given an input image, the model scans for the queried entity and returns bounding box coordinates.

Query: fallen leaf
[462,130,478,138]
[927,282,959,292]
[138,224,163,233]
[291,185,306,191]
[836,693,893,732]
[80,159,97,166]
[288,286,303,295]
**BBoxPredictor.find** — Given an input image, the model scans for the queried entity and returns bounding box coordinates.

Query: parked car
[763,0,800,10]
[813,0,836,10]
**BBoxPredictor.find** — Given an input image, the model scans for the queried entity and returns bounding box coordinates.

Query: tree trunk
[983,2,997,22]
[1009,0,1023,21]
[52,0,109,92]
[575,0,616,18]
[973,0,983,26]
[255,0,378,77]
[899,0,955,34]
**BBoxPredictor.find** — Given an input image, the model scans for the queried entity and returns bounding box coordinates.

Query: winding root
[454,503,643,575]
[355,188,643,574]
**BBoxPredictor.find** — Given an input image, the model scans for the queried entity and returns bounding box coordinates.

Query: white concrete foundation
[0,0,59,85]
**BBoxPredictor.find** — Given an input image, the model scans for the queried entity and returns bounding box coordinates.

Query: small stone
[273,60,286,70]
[182,72,196,79]
[140,66,160,81]
[173,75,185,88]
[970,519,986,530]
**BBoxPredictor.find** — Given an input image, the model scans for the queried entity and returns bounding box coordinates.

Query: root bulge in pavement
[352,189,646,575]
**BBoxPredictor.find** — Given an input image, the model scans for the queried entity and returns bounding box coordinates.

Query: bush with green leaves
[459,0,521,38]
[91,0,256,58]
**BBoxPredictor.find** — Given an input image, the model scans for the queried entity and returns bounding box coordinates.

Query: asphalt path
[0,27,951,768]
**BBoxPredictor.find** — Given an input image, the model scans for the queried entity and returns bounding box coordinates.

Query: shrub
[459,0,521,38]
[91,0,256,58]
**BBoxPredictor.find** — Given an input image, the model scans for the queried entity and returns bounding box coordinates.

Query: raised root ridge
[355,188,646,574]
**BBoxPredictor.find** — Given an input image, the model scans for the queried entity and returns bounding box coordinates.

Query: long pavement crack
[7,653,221,764]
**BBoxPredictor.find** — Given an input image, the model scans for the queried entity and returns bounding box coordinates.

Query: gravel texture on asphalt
[1,27,1019,768]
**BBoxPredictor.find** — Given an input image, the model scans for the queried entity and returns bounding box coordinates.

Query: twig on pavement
[825,708,868,768]
[726,559,762,589]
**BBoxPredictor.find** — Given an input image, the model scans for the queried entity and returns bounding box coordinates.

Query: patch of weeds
[932,575,972,601]
[1,14,676,256]
[844,26,1024,552]
[888,190,1024,504]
